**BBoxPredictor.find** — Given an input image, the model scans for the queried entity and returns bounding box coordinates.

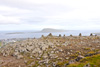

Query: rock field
[0,33,100,67]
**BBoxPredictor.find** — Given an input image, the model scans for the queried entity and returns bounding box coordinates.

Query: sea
[0,30,100,40]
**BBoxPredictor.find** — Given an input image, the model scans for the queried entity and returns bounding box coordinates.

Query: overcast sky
[0,0,100,31]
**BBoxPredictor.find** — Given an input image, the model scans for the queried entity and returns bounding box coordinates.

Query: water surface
[0,30,100,40]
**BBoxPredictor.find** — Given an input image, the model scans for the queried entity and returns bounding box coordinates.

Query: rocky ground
[0,33,100,67]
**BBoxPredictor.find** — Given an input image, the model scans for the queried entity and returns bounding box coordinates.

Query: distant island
[6,28,67,34]
[6,32,25,34]
[38,28,67,33]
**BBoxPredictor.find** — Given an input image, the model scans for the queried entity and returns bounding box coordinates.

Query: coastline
[0,30,99,40]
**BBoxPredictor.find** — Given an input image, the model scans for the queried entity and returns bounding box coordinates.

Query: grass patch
[57,61,68,66]
[67,63,85,67]
[0,41,2,47]
[67,54,100,67]
[84,47,90,50]
[88,51,95,54]
[26,59,34,65]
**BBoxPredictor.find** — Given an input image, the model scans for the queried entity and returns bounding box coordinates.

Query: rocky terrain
[0,33,100,67]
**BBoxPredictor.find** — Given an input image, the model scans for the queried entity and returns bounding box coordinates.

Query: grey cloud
[21,17,47,24]
[0,0,75,25]
[0,0,100,30]
[0,0,74,13]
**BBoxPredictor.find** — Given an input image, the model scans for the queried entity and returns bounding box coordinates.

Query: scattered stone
[1,34,100,67]
[13,52,19,57]
[18,65,21,67]
[75,55,84,61]
[69,60,76,64]
[83,63,91,67]
[51,51,54,54]
[17,55,23,59]
[66,57,69,60]
[0,60,4,64]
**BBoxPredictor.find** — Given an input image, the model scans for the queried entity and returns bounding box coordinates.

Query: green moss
[84,47,90,50]
[0,42,2,47]
[67,63,85,67]
[57,61,68,66]
[31,61,39,67]
[76,51,80,54]
[88,51,95,54]
[20,52,25,55]
[67,54,100,67]
[95,49,99,52]
[26,59,34,65]
[70,54,78,58]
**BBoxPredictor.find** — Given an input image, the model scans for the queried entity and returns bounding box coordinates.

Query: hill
[40,28,67,33]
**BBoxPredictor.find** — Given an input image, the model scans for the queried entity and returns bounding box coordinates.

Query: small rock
[69,60,76,64]
[18,65,21,67]
[0,60,4,64]
[75,55,84,61]
[66,57,69,60]
[17,55,23,59]
[83,63,91,67]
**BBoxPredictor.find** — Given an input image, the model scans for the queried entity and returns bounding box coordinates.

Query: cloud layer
[0,0,100,30]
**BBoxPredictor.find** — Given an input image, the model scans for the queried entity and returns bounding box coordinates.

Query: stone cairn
[63,34,65,37]
[90,33,93,36]
[79,33,82,36]
[48,33,52,36]
[70,34,73,37]
[59,34,61,37]
[41,35,45,38]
